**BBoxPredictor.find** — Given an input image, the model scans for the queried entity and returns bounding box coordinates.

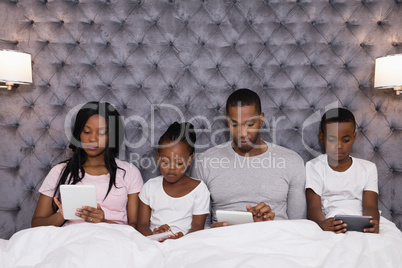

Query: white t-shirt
[39,158,143,225]
[305,154,378,218]
[139,176,210,234]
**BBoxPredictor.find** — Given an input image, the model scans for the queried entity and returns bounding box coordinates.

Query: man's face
[227,105,264,154]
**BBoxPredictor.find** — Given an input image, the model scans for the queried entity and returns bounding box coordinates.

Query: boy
[305,108,379,233]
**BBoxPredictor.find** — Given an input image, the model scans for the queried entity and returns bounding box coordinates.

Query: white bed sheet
[1,217,401,268]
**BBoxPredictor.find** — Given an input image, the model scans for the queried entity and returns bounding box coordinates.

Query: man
[191,88,306,227]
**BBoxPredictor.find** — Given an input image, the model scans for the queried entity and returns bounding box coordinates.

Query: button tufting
[373,147,378,152]
[377,21,382,26]
[358,127,363,132]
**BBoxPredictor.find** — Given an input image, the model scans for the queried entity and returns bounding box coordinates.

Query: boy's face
[320,122,356,164]
[157,141,193,184]
[226,105,264,154]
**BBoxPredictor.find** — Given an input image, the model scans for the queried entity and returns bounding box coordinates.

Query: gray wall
[1,0,401,239]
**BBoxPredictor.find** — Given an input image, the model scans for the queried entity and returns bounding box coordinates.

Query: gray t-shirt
[191,141,306,224]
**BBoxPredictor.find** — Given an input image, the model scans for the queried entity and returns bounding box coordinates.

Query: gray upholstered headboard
[1,0,401,239]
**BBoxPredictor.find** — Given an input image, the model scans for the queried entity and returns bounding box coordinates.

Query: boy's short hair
[225,88,262,114]
[320,108,356,133]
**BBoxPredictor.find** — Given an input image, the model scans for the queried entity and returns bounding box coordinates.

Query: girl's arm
[126,193,140,229]
[31,194,65,227]
[362,190,380,233]
[306,189,346,233]
[136,200,153,236]
[188,214,207,234]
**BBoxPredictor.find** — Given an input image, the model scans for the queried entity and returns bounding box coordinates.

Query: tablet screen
[334,215,373,232]
[216,210,254,225]
[60,185,97,220]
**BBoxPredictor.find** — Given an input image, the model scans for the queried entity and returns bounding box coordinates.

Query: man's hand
[246,202,275,222]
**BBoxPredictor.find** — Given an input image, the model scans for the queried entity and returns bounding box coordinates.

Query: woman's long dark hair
[53,102,125,203]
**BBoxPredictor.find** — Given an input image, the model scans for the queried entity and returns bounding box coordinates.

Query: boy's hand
[319,217,347,233]
[246,202,275,222]
[364,219,379,233]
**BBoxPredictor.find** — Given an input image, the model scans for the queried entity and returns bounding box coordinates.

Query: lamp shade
[374,54,402,89]
[0,50,32,84]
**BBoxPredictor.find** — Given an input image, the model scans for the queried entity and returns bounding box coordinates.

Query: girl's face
[320,122,356,164]
[80,114,108,159]
[157,141,193,184]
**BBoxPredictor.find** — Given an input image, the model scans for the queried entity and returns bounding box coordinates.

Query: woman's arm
[126,193,140,228]
[136,200,153,236]
[188,214,207,234]
[31,194,65,227]
[306,188,345,233]
[362,190,380,233]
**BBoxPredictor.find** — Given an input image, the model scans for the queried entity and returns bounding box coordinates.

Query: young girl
[137,122,210,240]
[32,101,143,228]
[306,108,380,233]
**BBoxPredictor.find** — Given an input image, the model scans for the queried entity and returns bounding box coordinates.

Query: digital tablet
[216,210,254,225]
[147,231,175,241]
[60,185,97,220]
[334,215,374,232]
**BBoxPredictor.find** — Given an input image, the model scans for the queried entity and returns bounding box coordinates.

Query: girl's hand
[76,203,105,223]
[364,219,379,233]
[53,197,64,218]
[319,217,347,233]
[169,232,184,239]
[153,224,171,234]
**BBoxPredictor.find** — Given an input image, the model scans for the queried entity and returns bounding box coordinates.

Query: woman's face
[80,114,108,159]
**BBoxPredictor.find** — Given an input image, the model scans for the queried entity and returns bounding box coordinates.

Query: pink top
[39,158,143,225]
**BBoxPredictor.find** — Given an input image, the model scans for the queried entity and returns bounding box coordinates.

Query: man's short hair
[320,108,356,133]
[225,88,262,114]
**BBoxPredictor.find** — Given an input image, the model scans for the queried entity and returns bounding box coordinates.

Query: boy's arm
[188,214,208,234]
[136,200,153,236]
[362,190,380,233]
[306,189,346,233]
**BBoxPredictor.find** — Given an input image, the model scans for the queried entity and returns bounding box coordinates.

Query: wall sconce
[374,54,402,95]
[0,49,32,90]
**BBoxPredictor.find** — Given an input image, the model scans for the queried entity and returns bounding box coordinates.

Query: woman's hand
[319,217,347,233]
[364,218,379,233]
[75,203,105,223]
[53,197,64,218]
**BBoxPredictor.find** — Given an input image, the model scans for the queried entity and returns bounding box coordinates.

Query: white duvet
[1,217,401,268]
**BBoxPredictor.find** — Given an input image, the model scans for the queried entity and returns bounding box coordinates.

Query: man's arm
[286,156,307,219]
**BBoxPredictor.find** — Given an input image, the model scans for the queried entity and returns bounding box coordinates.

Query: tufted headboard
[1,0,401,239]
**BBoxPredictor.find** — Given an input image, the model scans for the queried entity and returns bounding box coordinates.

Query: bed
[1,218,401,268]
